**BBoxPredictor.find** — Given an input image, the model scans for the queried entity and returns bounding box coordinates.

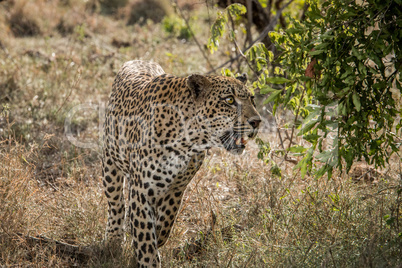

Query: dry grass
[1,132,401,267]
[162,144,402,267]
[0,139,103,266]
[0,0,401,267]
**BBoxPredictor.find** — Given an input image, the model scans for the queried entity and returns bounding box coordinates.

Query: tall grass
[1,134,400,267]
[161,146,402,267]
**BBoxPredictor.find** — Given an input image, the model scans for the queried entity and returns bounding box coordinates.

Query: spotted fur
[102,60,261,267]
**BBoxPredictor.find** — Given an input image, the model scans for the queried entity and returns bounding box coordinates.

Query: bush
[265,0,402,176]
[162,15,192,40]
[126,0,173,25]
[208,1,402,178]
[99,0,128,15]
[7,1,41,37]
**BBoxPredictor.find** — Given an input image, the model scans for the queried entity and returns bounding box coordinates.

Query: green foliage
[247,43,273,72]
[73,24,86,42]
[269,0,402,175]
[207,4,246,53]
[162,15,193,40]
[209,0,402,178]
[256,137,271,162]
[162,15,192,40]
[1,103,10,117]
[221,67,235,77]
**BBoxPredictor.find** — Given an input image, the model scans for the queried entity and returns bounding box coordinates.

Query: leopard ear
[186,74,211,100]
[236,73,248,84]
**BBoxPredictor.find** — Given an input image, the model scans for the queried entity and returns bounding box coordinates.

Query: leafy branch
[208,1,402,178]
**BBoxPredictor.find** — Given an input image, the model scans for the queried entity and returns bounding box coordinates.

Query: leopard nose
[248,117,261,129]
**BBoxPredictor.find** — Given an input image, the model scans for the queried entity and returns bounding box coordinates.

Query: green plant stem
[207,0,293,74]
[285,82,306,160]
[227,10,258,77]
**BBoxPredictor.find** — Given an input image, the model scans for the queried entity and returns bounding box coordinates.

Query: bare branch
[207,0,294,74]
[176,5,217,73]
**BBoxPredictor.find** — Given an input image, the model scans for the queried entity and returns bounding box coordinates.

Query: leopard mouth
[219,131,256,155]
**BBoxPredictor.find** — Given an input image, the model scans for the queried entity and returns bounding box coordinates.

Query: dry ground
[0,0,401,267]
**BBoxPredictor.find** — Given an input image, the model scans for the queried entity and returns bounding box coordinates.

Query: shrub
[208,1,402,178]
[162,15,192,40]
[99,0,128,15]
[126,0,173,25]
[7,1,41,37]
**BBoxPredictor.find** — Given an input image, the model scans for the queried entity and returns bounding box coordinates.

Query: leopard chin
[219,130,255,155]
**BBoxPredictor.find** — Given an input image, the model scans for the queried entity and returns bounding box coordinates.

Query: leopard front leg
[102,157,126,244]
[128,186,161,268]
[155,192,184,247]
[155,153,205,247]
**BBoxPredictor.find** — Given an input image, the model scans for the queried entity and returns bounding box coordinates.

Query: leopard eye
[225,96,235,105]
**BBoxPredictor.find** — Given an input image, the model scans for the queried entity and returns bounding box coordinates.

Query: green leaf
[320,30,334,40]
[227,3,247,17]
[303,133,320,142]
[287,27,303,34]
[207,13,227,54]
[314,42,330,50]
[351,46,363,60]
[315,165,329,178]
[304,105,322,123]
[352,93,361,112]
[296,147,314,179]
[221,68,234,77]
[266,77,292,84]
[271,164,282,177]
[316,150,333,162]
[248,0,401,175]
[259,85,278,94]
[263,89,282,104]
[309,50,324,56]
[289,146,307,153]
[298,117,320,136]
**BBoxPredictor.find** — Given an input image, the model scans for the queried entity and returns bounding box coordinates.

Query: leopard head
[187,74,261,155]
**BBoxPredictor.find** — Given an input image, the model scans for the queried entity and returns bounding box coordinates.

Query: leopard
[102,60,261,267]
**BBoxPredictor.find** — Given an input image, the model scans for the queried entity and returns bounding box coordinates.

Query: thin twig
[245,0,253,48]
[301,242,315,264]
[227,9,241,71]
[15,233,92,261]
[227,10,258,76]
[277,127,285,151]
[242,248,258,268]
[354,168,373,182]
[243,0,294,51]
[377,186,399,194]
[207,0,294,74]
[276,126,297,164]
[176,5,216,73]
[207,54,245,75]
[286,82,306,154]
[56,69,81,114]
